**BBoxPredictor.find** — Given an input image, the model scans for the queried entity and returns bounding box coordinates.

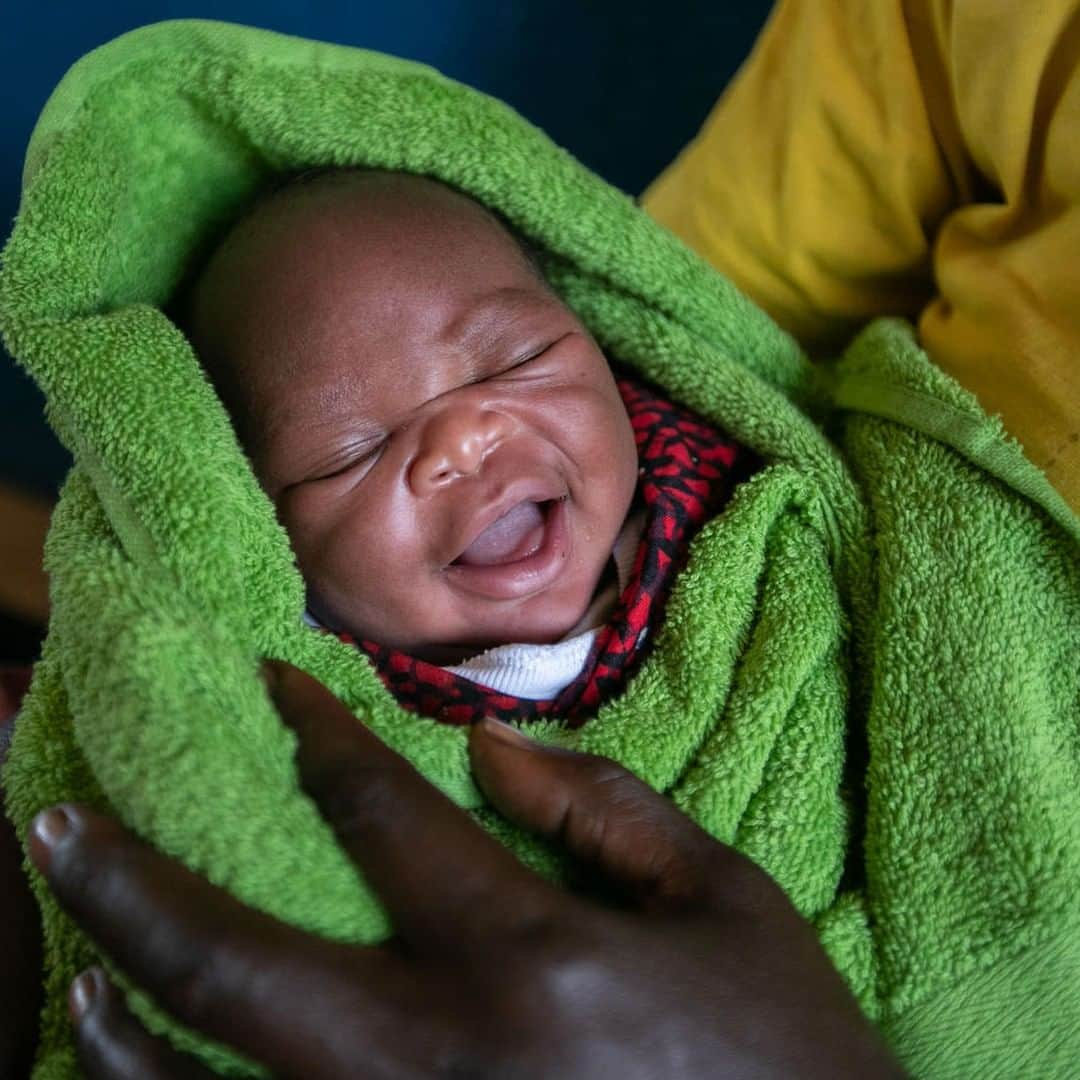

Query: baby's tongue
[457,501,545,566]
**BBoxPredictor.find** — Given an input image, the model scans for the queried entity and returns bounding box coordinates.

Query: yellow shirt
[643,0,1080,515]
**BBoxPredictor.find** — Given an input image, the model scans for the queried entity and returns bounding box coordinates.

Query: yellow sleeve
[643,0,1080,514]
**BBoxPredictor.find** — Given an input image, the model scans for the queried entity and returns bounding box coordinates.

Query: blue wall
[1,1,770,495]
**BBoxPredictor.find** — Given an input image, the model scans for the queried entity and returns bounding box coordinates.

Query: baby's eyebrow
[304,432,383,472]
[258,391,384,480]
[440,287,549,357]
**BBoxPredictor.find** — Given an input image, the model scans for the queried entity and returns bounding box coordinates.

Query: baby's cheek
[277,495,362,598]
[302,519,445,642]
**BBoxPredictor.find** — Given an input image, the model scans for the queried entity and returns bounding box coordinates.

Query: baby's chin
[317,571,603,666]
[426,562,614,662]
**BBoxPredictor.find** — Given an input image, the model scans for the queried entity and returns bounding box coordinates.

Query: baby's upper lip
[445,477,566,568]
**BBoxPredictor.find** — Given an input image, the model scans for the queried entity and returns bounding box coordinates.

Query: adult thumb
[467,718,774,915]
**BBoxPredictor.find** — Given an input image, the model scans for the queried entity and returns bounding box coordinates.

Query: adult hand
[29,662,903,1079]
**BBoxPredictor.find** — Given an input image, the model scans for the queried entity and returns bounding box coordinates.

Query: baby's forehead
[218,170,533,281]
[183,170,557,451]
[188,170,540,351]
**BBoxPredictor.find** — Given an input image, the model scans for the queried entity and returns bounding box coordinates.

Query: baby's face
[190,173,638,661]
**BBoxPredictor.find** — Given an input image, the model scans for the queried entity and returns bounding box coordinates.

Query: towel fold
[1,20,1078,1078]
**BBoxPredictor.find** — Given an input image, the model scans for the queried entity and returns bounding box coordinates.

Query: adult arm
[643,0,1080,512]
[30,663,903,1079]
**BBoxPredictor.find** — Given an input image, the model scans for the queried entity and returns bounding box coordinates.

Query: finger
[468,719,781,915]
[265,661,565,946]
[71,968,216,1079]
[30,805,414,1078]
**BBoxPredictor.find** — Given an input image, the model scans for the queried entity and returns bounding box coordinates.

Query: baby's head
[184,169,638,662]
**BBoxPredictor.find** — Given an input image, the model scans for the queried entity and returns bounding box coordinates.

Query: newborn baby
[185,169,641,670]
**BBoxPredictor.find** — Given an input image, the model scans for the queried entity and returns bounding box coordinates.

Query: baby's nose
[408,405,512,495]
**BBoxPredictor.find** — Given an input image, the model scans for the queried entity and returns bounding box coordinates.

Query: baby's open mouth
[445,496,571,602]
[452,500,551,567]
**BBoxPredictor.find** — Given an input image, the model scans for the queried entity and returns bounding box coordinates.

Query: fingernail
[29,806,80,873]
[69,967,105,1022]
[31,805,75,850]
[477,716,537,749]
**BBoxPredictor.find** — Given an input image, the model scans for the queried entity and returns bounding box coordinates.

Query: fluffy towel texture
[1,19,1079,1079]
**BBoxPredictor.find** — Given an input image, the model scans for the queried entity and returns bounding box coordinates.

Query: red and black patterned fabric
[336,373,754,727]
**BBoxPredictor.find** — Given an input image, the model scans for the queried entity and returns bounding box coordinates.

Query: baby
[184,168,645,681]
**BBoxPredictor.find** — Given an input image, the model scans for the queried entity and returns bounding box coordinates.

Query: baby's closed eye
[306,441,385,484]
[489,332,574,382]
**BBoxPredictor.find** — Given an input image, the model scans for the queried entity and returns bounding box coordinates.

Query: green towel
[3,19,1079,1079]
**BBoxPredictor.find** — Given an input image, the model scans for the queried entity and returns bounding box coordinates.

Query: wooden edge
[0,482,52,625]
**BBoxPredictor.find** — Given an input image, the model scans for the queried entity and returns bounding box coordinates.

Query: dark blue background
[1,2,770,496]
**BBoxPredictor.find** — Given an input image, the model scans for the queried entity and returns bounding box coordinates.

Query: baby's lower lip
[443,499,570,601]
